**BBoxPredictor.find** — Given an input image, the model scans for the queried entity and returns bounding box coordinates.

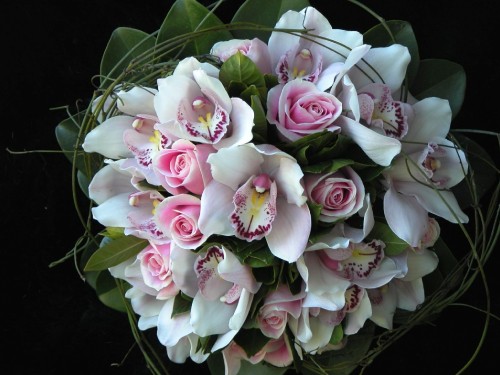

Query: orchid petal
[368,285,397,330]
[394,278,425,311]
[344,292,372,335]
[157,299,193,347]
[384,185,428,247]
[336,116,401,166]
[82,115,134,159]
[218,248,260,294]
[402,248,439,281]
[88,164,134,205]
[231,177,277,242]
[403,98,451,153]
[395,181,469,223]
[265,199,310,263]
[190,293,237,336]
[208,145,263,190]
[215,98,255,149]
[349,44,410,92]
[199,181,235,236]
[91,192,133,227]
[117,86,158,116]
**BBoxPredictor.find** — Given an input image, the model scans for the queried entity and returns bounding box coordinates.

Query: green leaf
[99,227,125,240]
[77,170,91,198]
[156,0,232,60]
[233,328,271,357]
[302,158,354,174]
[367,221,409,256]
[95,270,128,313]
[208,351,288,375]
[450,133,498,209]
[55,114,102,178]
[100,27,156,88]
[219,52,267,100]
[301,322,374,375]
[307,200,323,228]
[330,324,344,345]
[171,293,193,318]
[84,235,148,271]
[231,0,310,42]
[410,59,466,118]
[250,95,268,143]
[363,20,420,87]
[252,265,279,285]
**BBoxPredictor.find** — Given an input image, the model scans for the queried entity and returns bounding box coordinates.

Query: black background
[4,0,499,374]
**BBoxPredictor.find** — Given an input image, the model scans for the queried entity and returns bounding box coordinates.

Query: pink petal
[231,176,277,242]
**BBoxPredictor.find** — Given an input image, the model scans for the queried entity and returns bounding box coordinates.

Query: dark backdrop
[4,0,498,374]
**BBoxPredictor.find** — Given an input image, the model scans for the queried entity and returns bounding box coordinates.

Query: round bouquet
[54,0,499,374]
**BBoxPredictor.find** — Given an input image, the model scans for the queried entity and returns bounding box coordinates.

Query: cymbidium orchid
[382,96,469,246]
[154,57,255,149]
[198,143,311,263]
[268,6,365,91]
[88,162,169,243]
[210,38,272,74]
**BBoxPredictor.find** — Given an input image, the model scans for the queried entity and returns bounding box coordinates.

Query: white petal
[88,164,134,205]
[403,97,451,153]
[199,181,235,236]
[384,185,428,247]
[344,292,372,335]
[82,115,134,159]
[394,278,425,310]
[214,98,255,149]
[396,181,469,223]
[208,145,263,190]
[265,200,311,263]
[117,86,158,116]
[157,299,193,347]
[190,294,236,336]
[349,44,411,92]
[91,192,132,227]
[402,249,439,281]
[336,116,401,166]
[368,285,397,330]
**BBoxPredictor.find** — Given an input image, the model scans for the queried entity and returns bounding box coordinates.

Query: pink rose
[257,284,304,339]
[210,38,272,74]
[154,194,208,249]
[137,242,179,299]
[304,166,365,222]
[153,139,214,195]
[266,79,342,141]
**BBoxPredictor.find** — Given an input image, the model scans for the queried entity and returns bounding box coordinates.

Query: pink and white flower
[267,79,342,141]
[154,194,208,249]
[199,143,311,263]
[211,38,272,74]
[257,284,305,339]
[268,6,366,91]
[154,57,255,149]
[153,139,214,195]
[304,166,365,222]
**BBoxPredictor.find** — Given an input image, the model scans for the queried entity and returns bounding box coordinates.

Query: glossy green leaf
[330,324,344,345]
[100,27,156,88]
[231,0,310,42]
[219,52,267,99]
[84,235,148,271]
[450,133,498,209]
[302,158,354,174]
[77,170,91,198]
[156,0,232,60]
[55,116,85,171]
[171,293,193,318]
[410,59,466,118]
[250,95,268,143]
[95,270,128,312]
[207,351,288,375]
[367,221,409,256]
[363,20,420,87]
[301,322,374,375]
[234,328,271,357]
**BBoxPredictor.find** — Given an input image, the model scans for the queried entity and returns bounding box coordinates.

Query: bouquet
[53,0,499,374]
